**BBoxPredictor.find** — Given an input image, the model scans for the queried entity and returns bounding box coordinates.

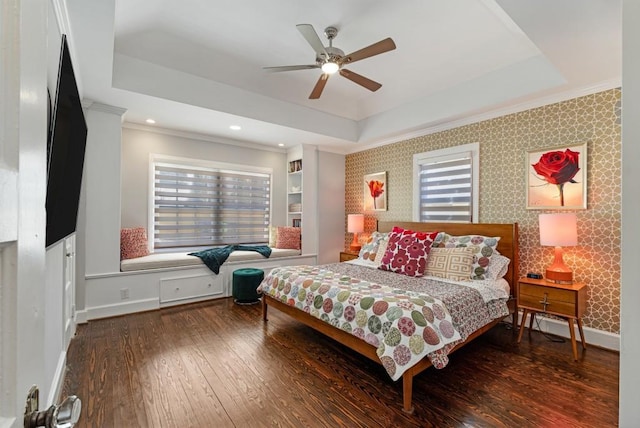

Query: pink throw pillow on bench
[120,227,150,260]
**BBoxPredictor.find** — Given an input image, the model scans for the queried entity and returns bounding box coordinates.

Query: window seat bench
[120,248,302,272]
[81,249,316,322]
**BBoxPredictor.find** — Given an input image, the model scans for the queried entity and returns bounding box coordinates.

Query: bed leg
[402,373,415,414]
[262,296,268,321]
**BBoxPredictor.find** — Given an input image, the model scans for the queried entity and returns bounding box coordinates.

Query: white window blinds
[413,143,479,223]
[153,162,270,249]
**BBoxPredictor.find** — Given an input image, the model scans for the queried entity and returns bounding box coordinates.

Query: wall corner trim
[83,100,127,116]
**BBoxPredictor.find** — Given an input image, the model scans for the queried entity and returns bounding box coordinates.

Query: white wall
[119,132,346,263]
[82,104,126,276]
[298,145,318,255]
[120,127,287,235]
[620,1,640,425]
[317,151,346,264]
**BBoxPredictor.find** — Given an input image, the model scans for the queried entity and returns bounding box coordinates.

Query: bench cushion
[120,248,301,272]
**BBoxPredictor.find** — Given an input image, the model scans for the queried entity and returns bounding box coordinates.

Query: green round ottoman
[232,268,264,305]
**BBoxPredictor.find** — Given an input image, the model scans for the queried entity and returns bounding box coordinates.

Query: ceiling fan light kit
[264,24,396,99]
[321,62,339,74]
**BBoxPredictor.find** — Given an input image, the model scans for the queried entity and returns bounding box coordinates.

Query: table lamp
[347,214,364,252]
[539,213,578,284]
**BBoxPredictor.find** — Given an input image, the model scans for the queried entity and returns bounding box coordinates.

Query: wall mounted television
[46,34,87,248]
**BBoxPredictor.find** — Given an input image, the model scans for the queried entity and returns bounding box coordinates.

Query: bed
[260,221,519,413]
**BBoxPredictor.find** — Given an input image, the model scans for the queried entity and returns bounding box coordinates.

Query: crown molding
[347,80,622,155]
[82,100,127,117]
[51,0,84,94]
[122,122,288,154]
[51,0,71,37]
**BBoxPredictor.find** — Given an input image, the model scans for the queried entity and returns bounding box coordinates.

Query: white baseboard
[514,311,620,352]
[0,417,15,428]
[75,309,88,324]
[85,298,159,320]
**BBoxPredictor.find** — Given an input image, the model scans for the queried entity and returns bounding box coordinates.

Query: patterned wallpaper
[345,89,621,333]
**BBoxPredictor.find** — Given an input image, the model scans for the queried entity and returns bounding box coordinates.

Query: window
[151,156,271,250]
[413,143,479,223]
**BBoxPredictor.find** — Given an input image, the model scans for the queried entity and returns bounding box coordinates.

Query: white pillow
[373,237,390,266]
[484,254,511,280]
[358,231,388,262]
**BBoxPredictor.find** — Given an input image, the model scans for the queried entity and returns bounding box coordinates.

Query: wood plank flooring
[62,298,619,427]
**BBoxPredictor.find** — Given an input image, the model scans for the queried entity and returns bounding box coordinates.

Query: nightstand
[517,277,587,360]
[339,251,359,262]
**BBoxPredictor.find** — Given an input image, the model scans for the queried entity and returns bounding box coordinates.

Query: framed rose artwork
[526,143,587,209]
[364,171,387,211]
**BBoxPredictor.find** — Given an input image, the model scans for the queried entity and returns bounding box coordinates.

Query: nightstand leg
[517,309,528,343]
[528,311,535,333]
[568,318,578,361]
[577,318,587,349]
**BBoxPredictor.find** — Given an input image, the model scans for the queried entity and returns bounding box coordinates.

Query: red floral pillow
[275,226,301,250]
[120,227,150,260]
[378,226,439,277]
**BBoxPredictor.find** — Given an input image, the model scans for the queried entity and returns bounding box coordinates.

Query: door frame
[0,0,49,426]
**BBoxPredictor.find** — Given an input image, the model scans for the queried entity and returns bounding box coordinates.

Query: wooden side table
[339,251,359,262]
[517,277,587,360]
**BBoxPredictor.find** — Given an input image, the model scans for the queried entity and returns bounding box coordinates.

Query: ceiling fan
[264,24,396,99]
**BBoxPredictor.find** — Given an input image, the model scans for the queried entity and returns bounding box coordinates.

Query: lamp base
[545,269,573,284]
[349,233,361,253]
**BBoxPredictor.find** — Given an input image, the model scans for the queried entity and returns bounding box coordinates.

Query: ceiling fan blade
[339,69,382,92]
[309,73,330,99]
[341,38,396,65]
[296,24,329,59]
[263,64,320,72]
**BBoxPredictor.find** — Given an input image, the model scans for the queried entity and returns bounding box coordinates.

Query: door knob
[24,386,81,428]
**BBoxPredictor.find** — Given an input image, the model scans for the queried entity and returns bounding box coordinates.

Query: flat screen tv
[46,35,88,248]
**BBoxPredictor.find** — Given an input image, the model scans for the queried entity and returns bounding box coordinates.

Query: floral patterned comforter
[259,263,509,381]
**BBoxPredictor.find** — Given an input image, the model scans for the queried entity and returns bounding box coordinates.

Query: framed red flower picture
[526,143,587,209]
[364,171,387,211]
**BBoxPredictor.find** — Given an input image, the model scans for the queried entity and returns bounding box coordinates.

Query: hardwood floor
[62,298,619,428]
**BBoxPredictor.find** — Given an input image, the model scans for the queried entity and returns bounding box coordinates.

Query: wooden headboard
[377,221,519,297]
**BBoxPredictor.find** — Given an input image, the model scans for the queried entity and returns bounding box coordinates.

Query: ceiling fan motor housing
[316,46,345,65]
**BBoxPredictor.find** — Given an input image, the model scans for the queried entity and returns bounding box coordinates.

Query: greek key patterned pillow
[425,247,475,282]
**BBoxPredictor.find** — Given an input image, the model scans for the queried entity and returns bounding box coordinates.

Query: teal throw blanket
[189,245,272,274]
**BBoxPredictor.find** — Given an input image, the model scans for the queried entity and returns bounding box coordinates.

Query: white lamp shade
[347,214,365,233]
[539,213,578,247]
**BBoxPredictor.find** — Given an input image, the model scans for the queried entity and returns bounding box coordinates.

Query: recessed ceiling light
[229,125,242,131]
[145,118,156,124]
[278,143,285,147]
